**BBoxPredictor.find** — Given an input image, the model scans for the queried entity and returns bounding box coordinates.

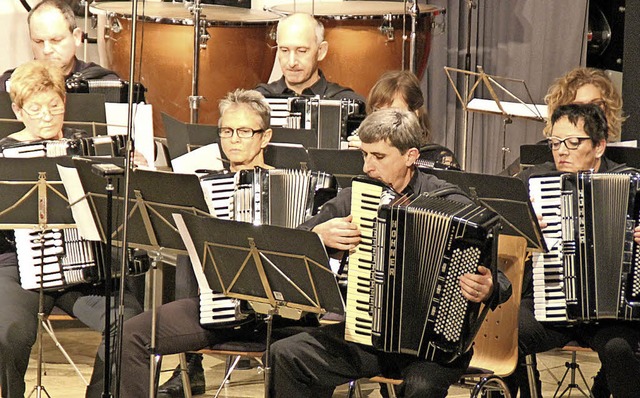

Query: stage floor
[26,321,601,397]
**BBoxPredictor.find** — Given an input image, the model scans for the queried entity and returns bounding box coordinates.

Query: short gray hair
[276,13,325,46]
[358,109,422,154]
[218,89,271,130]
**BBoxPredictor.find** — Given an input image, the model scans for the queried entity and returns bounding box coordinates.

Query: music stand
[0,157,75,398]
[264,143,310,169]
[71,157,213,396]
[444,66,547,170]
[308,148,365,188]
[173,212,344,398]
[422,167,546,252]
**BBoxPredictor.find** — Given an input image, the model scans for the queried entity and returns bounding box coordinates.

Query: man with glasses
[0,59,143,398]
[1,0,118,92]
[513,103,640,398]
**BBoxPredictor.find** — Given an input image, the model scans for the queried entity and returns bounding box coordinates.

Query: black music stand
[422,168,546,252]
[308,148,365,188]
[0,92,108,138]
[0,157,76,398]
[72,157,214,395]
[173,212,344,398]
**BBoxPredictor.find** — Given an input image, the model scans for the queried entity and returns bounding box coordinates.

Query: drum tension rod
[379,14,395,42]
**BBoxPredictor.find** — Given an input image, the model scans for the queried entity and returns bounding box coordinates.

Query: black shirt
[255,70,365,102]
[1,58,119,92]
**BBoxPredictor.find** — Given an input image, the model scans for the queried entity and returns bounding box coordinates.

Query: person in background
[347,70,460,169]
[511,103,640,398]
[0,0,118,92]
[543,67,624,142]
[0,59,143,398]
[255,13,364,102]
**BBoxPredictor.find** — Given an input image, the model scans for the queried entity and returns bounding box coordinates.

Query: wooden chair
[353,235,527,398]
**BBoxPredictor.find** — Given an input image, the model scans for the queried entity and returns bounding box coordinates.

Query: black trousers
[511,296,640,398]
[0,253,142,398]
[269,322,471,398]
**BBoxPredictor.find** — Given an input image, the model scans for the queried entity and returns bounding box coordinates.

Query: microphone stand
[112,0,143,396]
[407,0,418,73]
[460,0,477,170]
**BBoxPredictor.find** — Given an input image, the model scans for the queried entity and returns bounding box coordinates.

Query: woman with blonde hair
[544,67,624,142]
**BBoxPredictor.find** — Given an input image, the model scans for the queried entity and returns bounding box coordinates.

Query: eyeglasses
[547,136,592,151]
[21,103,65,119]
[218,127,264,139]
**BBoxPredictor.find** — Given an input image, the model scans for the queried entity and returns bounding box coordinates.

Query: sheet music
[104,102,155,169]
[57,164,101,241]
[467,98,547,121]
[171,143,224,174]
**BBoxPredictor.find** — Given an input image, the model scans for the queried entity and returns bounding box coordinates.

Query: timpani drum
[270,1,445,98]
[91,2,278,136]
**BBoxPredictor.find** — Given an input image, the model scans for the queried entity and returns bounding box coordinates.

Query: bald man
[255,13,364,102]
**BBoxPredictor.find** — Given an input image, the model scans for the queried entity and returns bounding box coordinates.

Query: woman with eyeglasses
[508,103,640,398]
[0,58,144,398]
[0,59,86,148]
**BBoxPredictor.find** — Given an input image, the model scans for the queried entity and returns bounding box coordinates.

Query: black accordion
[195,168,337,327]
[66,78,146,104]
[0,135,126,158]
[15,228,104,291]
[347,177,500,362]
[529,171,640,322]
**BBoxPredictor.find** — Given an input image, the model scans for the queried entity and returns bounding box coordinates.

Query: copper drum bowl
[92,2,278,136]
[270,1,445,98]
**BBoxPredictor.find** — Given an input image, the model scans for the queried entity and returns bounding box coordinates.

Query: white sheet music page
[171,143,224,175]
[104,102,155,169]
[56,164,102,241]
[468,98,548,121]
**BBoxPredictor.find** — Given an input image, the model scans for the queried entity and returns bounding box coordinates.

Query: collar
[398,167,418,196]
[275,70,328,96]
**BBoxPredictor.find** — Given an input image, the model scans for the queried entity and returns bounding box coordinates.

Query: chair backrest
[468,234,527,376]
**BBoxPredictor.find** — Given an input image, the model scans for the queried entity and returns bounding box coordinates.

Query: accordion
[195,168,337,327]
[232,167,337,228]
[15,228,104,291]
[66,78,146,104]
[265,96,365,149]
[347,177,500,362]
[0,135,126,158]
[529,171,640,322]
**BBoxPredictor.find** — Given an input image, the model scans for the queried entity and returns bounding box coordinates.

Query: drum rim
[269,1,446,17]
[91,2,280,24]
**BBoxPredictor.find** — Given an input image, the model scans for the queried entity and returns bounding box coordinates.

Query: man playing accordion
[268,109,512,398]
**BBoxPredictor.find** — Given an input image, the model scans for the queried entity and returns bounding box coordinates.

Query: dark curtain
[422,0,588,173]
